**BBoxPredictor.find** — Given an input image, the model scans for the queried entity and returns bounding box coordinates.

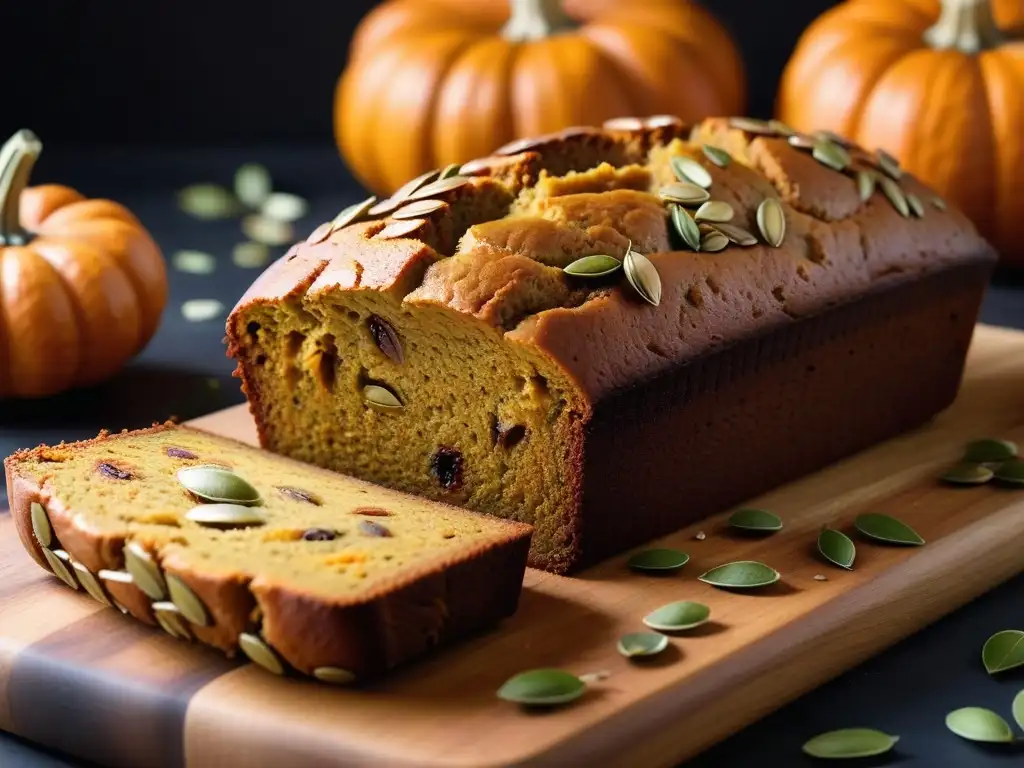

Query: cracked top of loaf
[231,115,995,402]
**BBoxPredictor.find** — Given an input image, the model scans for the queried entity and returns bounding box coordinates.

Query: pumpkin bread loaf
[4,424,532,682]
[227,115,996,574]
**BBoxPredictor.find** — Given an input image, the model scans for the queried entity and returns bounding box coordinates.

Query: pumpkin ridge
[978,46,1024,249]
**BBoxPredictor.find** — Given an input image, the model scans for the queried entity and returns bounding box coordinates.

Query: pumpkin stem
[501,0,576,42]
[924,0,1004,53]
[0,129,42,246]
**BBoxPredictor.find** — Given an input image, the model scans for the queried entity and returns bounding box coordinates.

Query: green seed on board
[332,195,379,230]
[626,548,690,573]
[42,548,79,590]
[694,201,734,224]
[880,177,910,218]
[931,196,947,211]
[963,438,1017,463]
[659,182,710,206]
[563,254,622,277]
[497,669,585,707]
[812,140,851,172]
[906,193,925,218]
[818,528,856,570]
[802,729,899,760]
[941,463,994,486]
[124,541,167,600]
[712,222,758,247]
[853,513,924,546]
[239,632,285,675]
[671,205,702,251]
[260,192,308,223]
[981,630,1024,675]
[642,600,711,631]
[313,667,357,685]
[363,384,403,410]
[177,184,239,220]
[617,632,669,658]
[671,156,713,189]
[756,198,786,247]
[995,459,1024,486]
[232,241,271,269]
[172,250,216,275]
[242,215,295,246]
[30,502,53,548]
[623,248,662,307]
[727,508,783,533]
[72,562,112,607]
[945,707,1014,743]
[181,299,225,323]
[699,560,780,589]
[177,465,261,505]
[234,163,272,209]
[1013,689,1024,731]
[702,145,732,168]
[185,503,267,528]
[856,170,876,203]
[700,230,729,253]
[166,573,210,626]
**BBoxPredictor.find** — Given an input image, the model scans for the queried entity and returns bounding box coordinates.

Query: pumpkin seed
[768,119,796,136]
[623,248,662,307]
[659,182,710,206]
[945,707,1014,743]
[368,197,403,218]
[239,632,286,675]
[626,548,690,573]
[694,201,733,224]
[814,574,828,581]
[880,177,910,217]
[729,117,773,135]
[333,196,379,230]
[113,601,130,615]
[72,562,112,606]
[178,466,261,505]
[701,231,729,253]
[856,170,876,203]
[409,176,470,201]
[812,139,851,172]
[242,215,294,246]
[124,541,167,600]
[497,669,585,707]
[390,170,441,204]
[178,184,239,220]
[853,513,924,546]
[906,193,925,218]
[1014,689,1024,731]
[711,222,758,247]
[964,438,1017,463]
[818,528,856,570]
[694,531,706,541]
[313,666,356,685]
[728,508,783,532]
[941,463,994,486]
[184,503,267,529]
[363,383,403,410]
[234,163,272,209]
[30,502,53,548]
[671,156,712,189]
[563,254,622,278]
[702,145,732,168]
[802,729,899,759]
[392,199,447,220]
[876,149,902,180]
[788,134,816,150]
[931,196,947,211]
[305,222,334,245]
[645,115,681,129]
[816,129,854,148]
[995,458,1024,486]
[260,192,308,223]
[756,198,786,247]
[438,163,461,180]
[374,219,426,240]
[42,548,79,590]
[671,205,702,251]
[166,573,210,626]
[617,632,669,658]
[699,560,780,589]
[603,116,645,132]
[577,670,611,684]
[642,600,711,631]
[982,630,1024,674]
[232,241,271,269]
[181,299,225,323]
[172,250,217,275]
[98,569,134,585]
[154,603,192,640]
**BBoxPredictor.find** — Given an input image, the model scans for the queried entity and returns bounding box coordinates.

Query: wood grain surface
[2,324,1024,768]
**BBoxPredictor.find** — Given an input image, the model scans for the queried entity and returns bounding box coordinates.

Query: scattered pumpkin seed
[333,196,379,230]
[42,548,78,590]
[729,117,773,135]
[941,463,994,486]
[931,196,947,211]
[694,201,734,223]
[671,156,712,189]
[409,176,470,201]
[694,531,706,541]
[172,250,216,275]
[756,198,786,247]
[124,541,167,600]
[853,513,924,546]
[856,170,876,203]
[671,205,702,251]
[497,669,585,707]
[1013,689,1024,731]
[812,140,851,172]
[563,254,622,278]
[876,149,902,180]
[239,632,285,675]
[768,119,796,136]
[392,199,447,220]
[964,438,1018,463]
[181,299,225,323]
[97,569,134,585]
[814,574,828,582]
[906,193,925,218]
[982,630,1024,674]
[642,600,711,631]
[178,184,239,220]
[945,707,1014,743]
[818,528,856,570]
[313,666,356,685]
[623,248,662,307]
[232,241,271,269]
[712,222,759,247]
[363,383,403,410]
[728,508,783,533]
[617,632,669,658]
[374,219,426,240]
[699,560,780,589]
[700,230,730,253]
[177,465,261,505]
[880,177,910,218]
[626,548,690,573]
[72,562,111,606]
[242,214,294,246]
[260,192,308,223]
[802,729,899,760]
[166,573,210,626]
[234,163,272,209]
[659,182,710,206]
[30,502,53,549]
[577,670,611,684]
[702,145,732,168]
[154,602,192,640]
[995,459,1024,486]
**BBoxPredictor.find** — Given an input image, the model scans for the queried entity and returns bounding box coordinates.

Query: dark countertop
[2,146,1024,767]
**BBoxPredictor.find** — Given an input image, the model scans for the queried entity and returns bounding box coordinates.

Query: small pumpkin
[777,0,1024,266]
[0,130,167,398]
[336,0,746,195]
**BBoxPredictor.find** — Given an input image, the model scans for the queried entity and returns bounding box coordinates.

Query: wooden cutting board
[2,324,1024,768]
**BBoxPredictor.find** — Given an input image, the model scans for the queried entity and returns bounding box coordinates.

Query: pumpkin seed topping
[42,548,79,590]
[305,222,334,246]
[812,139,852,172]
[181,299,225,323]
[702,145,732,168]
[931,196,947,211]
[497,669,585,707]
[363,383,403,410]
[879,177,910,217]
[563,254,622,278]
[728,508,783,533]
[815,129,854,149]
[876,149,902,180]
[623,248,662,307]
[941,463,994,486]
[232,242,271,269]
[185,503,266,528]
[617,632,669,658]
[239,632,285,675]
[392,199,447,220]
[946,707,1014,743]
[154,603,192,640]
[699,560,780,589]
[671,156,712,189]
[963,438,1017,463]
[124,541,167,600]
[603,116,645,132]
[30,502,53,549]
[818,528,856,570]
[261,192,308,223]
[166,573,209,626]
[768,119,796,136]
[368,197,403,218]
[332,196,378,231]
[802,729,899,759]
[374,219,426,240]
[994,458,1024,486]
[694,200,733,223]
[172,250,217,275]
[409,176,470,201]
[626,548,690,573]
[313,666,357,685]
[234,164,272,209]
[659,182,710,206]
[712,222,758,247]
[729,117,774,135]
[643,600,711,631]
[982,630,1024,674]
[788,134,816,150]
[438,163,461,180]
[853,513,924,546]
[671,205,702,251]
[906,193,925,218]
[389,169,441,204]
[178,184,240,220]
[242,215,294,247]
[178,465,261,505]
[756,198,786,247]
[98,569,134,585]
[72,562,112,606]
[700,230,729,253]
[856,170,876,203]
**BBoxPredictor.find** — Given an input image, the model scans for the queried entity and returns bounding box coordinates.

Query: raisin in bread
[4,424,532,682]
[227,115,996,574]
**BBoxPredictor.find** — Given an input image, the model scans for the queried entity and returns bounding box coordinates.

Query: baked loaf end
[4,424,532,682]
[227,115,995,573]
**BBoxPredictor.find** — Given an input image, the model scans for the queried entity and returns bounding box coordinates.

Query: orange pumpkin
[778,0,1024,266]
[336,0,746,195]
[0,130,167,398]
